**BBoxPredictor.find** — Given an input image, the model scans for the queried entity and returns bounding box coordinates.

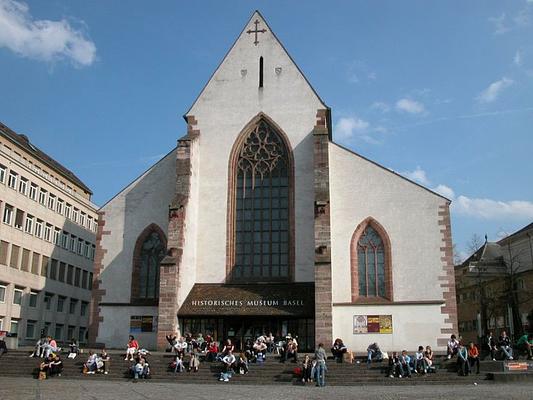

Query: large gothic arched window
[228,117,293,281]
[350,218,393,301]
[131,224,166,304]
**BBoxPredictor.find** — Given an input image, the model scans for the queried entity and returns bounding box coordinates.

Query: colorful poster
[353,315,368,334]
[353,315,393,334]
[379,315,393,334]
[367,315,380,333]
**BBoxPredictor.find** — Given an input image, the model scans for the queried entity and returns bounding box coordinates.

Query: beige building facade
[0,122,97,346]
[456,223,533,344]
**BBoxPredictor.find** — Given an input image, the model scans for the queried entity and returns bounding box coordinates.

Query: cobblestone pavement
[0,377,531,400]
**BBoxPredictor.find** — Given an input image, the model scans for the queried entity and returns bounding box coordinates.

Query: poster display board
[353,315,392,334]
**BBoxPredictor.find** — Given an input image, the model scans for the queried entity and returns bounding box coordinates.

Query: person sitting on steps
[498,330,513,360]
[331,338,347,363]
[467,342,480,374]
[125,335,139,361]
[367,342,382,365]
[446,334,459,360]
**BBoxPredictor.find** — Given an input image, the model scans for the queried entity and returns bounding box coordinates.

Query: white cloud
[433,184,455,199]
[0,0,96,66]
[371,101,390,113]
[489,13,510,34]
[395,98,425,114]
[514,50,523,66]
[399,166,533,220]
[453,196,533,220]
[476,77,514,103]
[401,166,431,186]
[335,116,369,138]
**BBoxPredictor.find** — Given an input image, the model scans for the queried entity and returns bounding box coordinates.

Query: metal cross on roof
[246,19,267,46]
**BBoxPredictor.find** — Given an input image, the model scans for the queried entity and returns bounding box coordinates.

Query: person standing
[314,343,327,387]
[485,331,498,361]
[457,343,469,376]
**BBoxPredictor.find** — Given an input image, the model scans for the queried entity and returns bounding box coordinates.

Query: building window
[13,288,23,305]
[57,296,65,313]
[0,164,5,183]
[9,245,20,269]
[228,117,293,281]
[2,204,13,225]
[49,259,58,280]
[24,215,34,234]
[72,208,79,223]
[0,284,6,302]
[43,322,51,337]
[67,325,75,341]
[74,268,81,287]
[69,235,76,252]
[131,225,166,302]
[18,177,28,195]
[33,219,42,238]
[69,299,77,314]
[21,248,30,271]
[61,231,68,249]
[80,212,86,227]
[41,256,49,277]
[65,204,71,219]
[53,228,61,245]
[54,324,63,341]
[67,265,74,285]
[80,301,88,316]
[44,293,53,310]
[0,241,7,265]
[38,189,47,205]
[78,327,86,343]
[47,194,56,210]
[29,291,38,307]
[29,183,37,200]
[31,253,40,275]
[88,272,93,290]
[58,262,66,282]
[7,171,17,189]
[10,319,19,336]
[56,199,64,215]
[26,320,36,339]
[130,316,155,333]
[82,270,88,289]
[350,218,393,301]
[14,209,24,229]
[77,239,83,255]
[44,224,52,242]
[83,242,89,258]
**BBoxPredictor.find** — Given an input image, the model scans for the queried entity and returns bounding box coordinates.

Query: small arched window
[350,218,392,301]
[131,224,166,303]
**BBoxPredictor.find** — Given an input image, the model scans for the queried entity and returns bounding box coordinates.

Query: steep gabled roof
[184,10,328,119]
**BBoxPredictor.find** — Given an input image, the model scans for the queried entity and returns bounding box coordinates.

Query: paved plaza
[0,377,531,400]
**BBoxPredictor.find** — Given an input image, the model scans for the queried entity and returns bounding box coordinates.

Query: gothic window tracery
[231,119,291,281]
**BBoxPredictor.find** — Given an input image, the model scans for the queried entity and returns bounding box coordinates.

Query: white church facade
[88,11,457,352]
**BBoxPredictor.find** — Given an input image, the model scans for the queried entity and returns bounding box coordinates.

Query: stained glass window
[232,120,290,281]
[357,226,386,297]
[138,232,165,299]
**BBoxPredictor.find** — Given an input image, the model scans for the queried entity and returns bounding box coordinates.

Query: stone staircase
[0,350,497,385]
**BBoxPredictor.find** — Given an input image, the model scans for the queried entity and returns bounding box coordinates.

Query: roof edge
[330,141,451,202]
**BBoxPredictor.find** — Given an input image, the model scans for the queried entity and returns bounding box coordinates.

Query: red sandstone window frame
[130,223,167,306]
[226,113,295,283]
[350,217,393,302]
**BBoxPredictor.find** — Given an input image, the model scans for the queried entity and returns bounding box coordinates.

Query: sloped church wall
[96,150,177,349]
[329,143,453,351]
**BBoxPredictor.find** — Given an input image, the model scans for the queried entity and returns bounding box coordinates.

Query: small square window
[29,291,38,307]
[13,289,23,305]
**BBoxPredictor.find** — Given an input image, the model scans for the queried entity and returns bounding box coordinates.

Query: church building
[88,11,457,352]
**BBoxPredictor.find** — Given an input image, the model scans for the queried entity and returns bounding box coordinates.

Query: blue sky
[1,0,532,259]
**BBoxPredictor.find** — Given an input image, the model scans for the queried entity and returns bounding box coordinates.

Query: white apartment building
[0,122,98,347]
